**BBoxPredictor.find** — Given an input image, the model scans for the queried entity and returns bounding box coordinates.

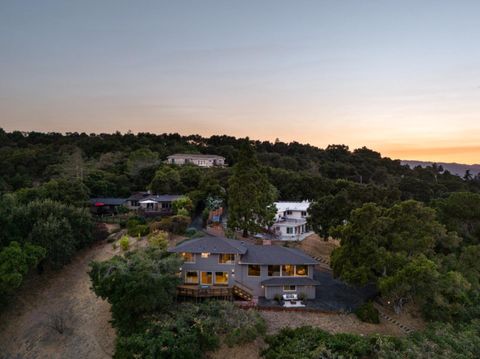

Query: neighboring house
[90,197,127,215]
[169,236,320,300]
[166,153,226,167]
[139,194,182,216]
[125,191,150,210]
[271,201,313,241]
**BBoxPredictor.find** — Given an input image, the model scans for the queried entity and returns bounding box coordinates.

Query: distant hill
[402,160,480,177]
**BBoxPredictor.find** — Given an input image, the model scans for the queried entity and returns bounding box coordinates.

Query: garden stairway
[232,281,253,301]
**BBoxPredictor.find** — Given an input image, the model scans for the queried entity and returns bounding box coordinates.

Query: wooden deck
[177,284,233,299]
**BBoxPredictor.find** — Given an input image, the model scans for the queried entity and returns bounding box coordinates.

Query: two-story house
[169,236,320,301]
[271,201,313,241]
[166,153,226,167]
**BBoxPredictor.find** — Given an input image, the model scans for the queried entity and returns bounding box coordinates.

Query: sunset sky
[1,1,480,163]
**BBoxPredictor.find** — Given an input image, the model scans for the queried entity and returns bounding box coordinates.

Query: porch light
[201,252,209,258]
[231,268,235,273]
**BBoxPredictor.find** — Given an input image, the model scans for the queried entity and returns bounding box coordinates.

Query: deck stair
[232,281,253,301]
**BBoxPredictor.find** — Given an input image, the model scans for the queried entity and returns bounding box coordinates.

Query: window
[286,227,293,234]
[268,265,280,276]
[248,265,261,276]
[201,272,212,285]
[185,271,198,284]
[282,265,295,276]
[286,210,292,215]
[283,285,296,291]
[215,272,228,285]
[295,265,308,276]
[301,211,307,217]
[201,252,210,258]
[219,253,235,264]
[181,252,195,263]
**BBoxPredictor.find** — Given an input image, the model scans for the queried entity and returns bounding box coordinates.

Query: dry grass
[0,240,117,359]
[292,233,340,259]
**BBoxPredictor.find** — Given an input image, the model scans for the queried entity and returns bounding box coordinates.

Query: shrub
[355,302,380,324]
[274,294,282,303]
[127,224,149,237]
[119,236,130,251]
[298,292,307,301]
[113,301,265,358]
[147,231,168,250]
[262,326,373,359]
[185,227,197,237]
[170,215,191,234]
[177,207,190,217]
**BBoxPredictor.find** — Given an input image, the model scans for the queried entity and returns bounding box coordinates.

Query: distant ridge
[402,160,480,177]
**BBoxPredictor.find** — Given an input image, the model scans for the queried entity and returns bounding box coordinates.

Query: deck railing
[176,285,232,298]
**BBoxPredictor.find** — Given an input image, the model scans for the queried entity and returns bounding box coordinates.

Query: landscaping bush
[262,326,374,359]
[113,301,265,358]
[127,224,149,237]
[274,294,282,303]
[170,215,191,234]
[147,231,168,250]
[355,301,380,324]
[177,207,190,217]
[298,292,307,302]
[118,236,130,251]
[151,216,191,235]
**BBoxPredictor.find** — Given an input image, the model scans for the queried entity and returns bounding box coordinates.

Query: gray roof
[261,277,321,286]
[140,194,183,203]
[90,198,127,206]
[127,192,150,201]
[168,153,225,160]
[241,244,318,265]
[169,236,247,254]
[169,235,318,265]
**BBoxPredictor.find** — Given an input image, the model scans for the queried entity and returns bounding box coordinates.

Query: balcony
[176,284,232,299]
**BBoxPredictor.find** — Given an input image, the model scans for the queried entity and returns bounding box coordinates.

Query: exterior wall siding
[181,253,236,286]
[180,253,317,299]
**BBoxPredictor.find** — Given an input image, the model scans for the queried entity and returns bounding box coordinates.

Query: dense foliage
[262,324,480,359]
[89,247,182,334]
[228,141,277,237]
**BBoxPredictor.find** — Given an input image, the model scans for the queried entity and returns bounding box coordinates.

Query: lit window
[215,272,228,285]
[201,253,210,258]
[219,253,235,264]
[295,265,308,276]
[248,265,261,276]
[201,271,213,285]
[268,265,280,276]
[181,253,195,263]
[185,271,198,284]
[282,265,295,276]
[283,285,296,291]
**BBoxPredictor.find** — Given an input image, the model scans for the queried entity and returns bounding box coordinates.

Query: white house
[166,154,226,167]
[271,201,313,241]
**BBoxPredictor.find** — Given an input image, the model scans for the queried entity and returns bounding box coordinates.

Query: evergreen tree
[227,140,277,237]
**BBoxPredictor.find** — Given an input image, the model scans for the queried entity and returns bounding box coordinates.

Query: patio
[257,270,377,312]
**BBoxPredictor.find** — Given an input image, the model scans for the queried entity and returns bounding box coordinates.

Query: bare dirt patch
[293,234,340,259]
[0,240,117,359]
